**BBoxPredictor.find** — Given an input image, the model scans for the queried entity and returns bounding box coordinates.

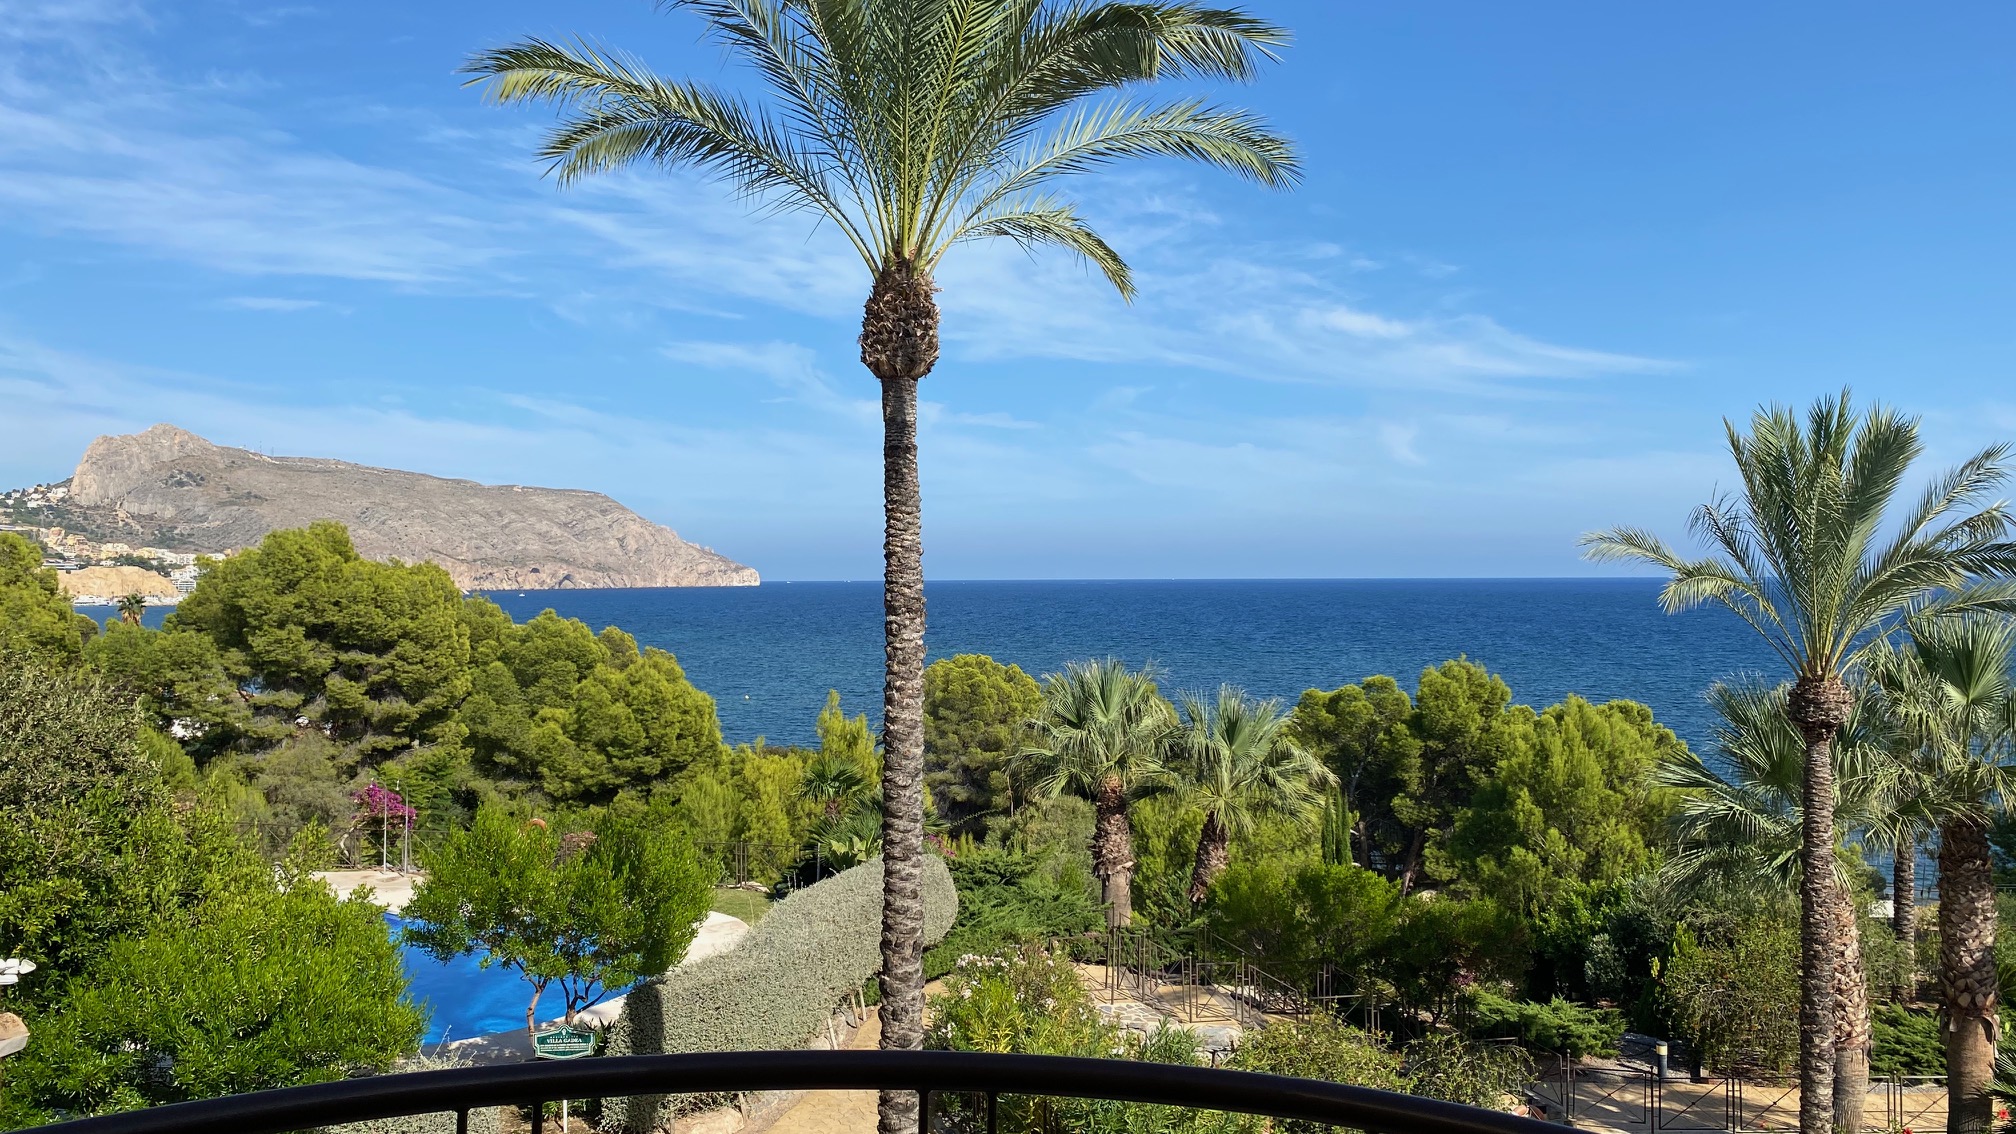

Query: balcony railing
[17,1049,1563,1134]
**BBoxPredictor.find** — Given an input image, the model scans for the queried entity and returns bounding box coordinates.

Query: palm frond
[948,195,1134,295]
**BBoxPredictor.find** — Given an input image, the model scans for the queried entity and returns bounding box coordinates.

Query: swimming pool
[390,915,637,1045]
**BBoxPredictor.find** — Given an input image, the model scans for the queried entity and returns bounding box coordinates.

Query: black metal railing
[19,1049,1564,1134]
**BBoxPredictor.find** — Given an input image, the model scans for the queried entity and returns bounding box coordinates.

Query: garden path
[758,1011,883,1134]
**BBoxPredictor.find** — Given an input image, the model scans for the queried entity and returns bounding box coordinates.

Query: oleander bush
[600,856,956,1133]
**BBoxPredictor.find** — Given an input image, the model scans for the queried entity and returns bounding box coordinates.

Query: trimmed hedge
[601,856,957,1133]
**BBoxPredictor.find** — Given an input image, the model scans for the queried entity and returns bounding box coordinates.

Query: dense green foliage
[0,534,95,660]
[0,661,421,1125]
[1460,989,1625,1057]
[1442,697,1683,914]
[3,877,423,1123]
[0,658,239,986]
[924,849,1102,980]
[459,608,723,803]
[601,857,957,1132]
[84,619,249,756]
[1661,916,1802,1075]
[926,654,1042,840]
[404,803,712,1034]
[1870,1003,1946,1077]
[169,522,474,763]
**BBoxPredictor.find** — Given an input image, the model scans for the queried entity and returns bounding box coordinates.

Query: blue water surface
[389,915,640,1045]
[479,579,1774,754]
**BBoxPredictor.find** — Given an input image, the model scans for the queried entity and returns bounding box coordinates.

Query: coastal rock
[57,565,179,601]
[51,425,758,591]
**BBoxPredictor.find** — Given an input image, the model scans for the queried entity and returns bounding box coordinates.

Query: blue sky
[3,2,2014,580]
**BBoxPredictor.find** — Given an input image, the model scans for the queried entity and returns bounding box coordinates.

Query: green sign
[532,1026,596,1060]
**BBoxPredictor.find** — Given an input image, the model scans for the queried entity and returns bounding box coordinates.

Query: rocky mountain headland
[5,425,758,590]
[57,565,183,602]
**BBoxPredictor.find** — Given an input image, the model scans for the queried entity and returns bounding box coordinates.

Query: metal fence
[1075,927,1387,1035]
[1527,1066,1952,1133]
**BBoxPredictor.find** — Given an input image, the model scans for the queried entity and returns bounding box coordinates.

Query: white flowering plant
[926,944,1110,1056]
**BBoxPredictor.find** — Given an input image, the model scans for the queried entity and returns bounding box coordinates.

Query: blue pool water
[479,578,1773,754]
[389,915,638,1045]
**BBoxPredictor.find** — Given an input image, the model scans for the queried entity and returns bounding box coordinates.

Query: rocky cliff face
[58,425,758,590]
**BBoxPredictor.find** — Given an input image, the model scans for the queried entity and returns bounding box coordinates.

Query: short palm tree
[1174,685,1333,903]
[1583,391,2016,1134]
[805,751,875,823]
[463,8,1296,1107]
[116,593,146,626]
[1015,658,1178,929]
[1867,616,2016,1134]
[1657,678,1899,1131]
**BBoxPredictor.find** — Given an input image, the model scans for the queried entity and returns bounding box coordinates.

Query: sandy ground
[758,1012,883,1134]
[316,868,419,911]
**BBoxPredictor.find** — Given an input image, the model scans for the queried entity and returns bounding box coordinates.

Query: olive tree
[404,805,712,1040]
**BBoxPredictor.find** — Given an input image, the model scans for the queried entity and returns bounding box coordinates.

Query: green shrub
[929,946,1228,1134]
[1460,990,1623,1058]
[2,877,423,1124]
[1228,1015,1408,1134]
[1871,1003,1946,1077]
[1659,917,1799,1075]
[1231,1013,1409,1084]
[928,945,1111,1055]
[924,849,1101,980]
[601,856,957,1133]
[1402,1032,1533,1109]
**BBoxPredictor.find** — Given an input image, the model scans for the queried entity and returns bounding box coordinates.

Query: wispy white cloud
[0,7,508,284]
[216,296,333,312]
[1378,422,1425,466]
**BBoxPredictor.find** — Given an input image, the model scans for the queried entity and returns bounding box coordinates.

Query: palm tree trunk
[1940,816,1999,1134]
[1787,675,1847,1134]
[862,262,937,1134]
[1830,874,1872,1134]
[1894,835,1916,999]
[1093,777,1135,930]
[1189,808,1230,903]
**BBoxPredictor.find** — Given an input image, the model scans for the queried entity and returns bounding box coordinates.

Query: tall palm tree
[1015,658,1179,929]
[1657,679,1900,1132]
[1174,684,1333,902]
[116,593,147,626]
[1867,617,2016,1133]
[1583,392,2016,1134]
[462,9,1296,1113]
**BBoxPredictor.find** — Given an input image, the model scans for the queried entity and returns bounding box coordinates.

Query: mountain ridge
[21,424,758,590]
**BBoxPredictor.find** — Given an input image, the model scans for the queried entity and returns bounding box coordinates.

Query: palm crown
[1019,657,1177,801]
[1866,615,2016,821]
[1583,393,2016,682]
[462,0,1300,296]
[1175,683,1332,902]
[1176,684,1331,839]
[1657,678,1898,887]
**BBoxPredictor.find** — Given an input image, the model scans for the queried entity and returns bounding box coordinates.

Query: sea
[466,579,1773,755]
[92,579,1774,754]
